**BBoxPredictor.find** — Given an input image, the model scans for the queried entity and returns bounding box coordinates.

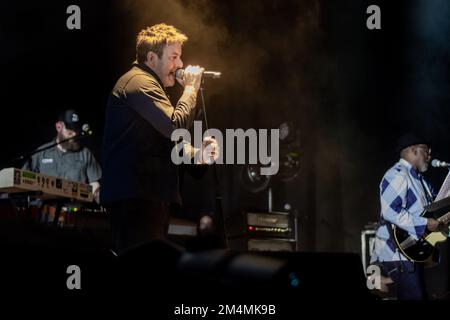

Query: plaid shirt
[371,158,434,262]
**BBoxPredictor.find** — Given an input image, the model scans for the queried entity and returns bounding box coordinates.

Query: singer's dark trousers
[106,198,171,254]
[380,261,426,300]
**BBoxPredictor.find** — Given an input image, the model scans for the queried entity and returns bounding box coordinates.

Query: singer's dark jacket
[100,62,198,204]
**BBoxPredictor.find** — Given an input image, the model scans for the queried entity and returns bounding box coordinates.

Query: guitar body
[392,210,447,263]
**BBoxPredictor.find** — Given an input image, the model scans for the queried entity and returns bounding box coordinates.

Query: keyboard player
[22,109,102,203]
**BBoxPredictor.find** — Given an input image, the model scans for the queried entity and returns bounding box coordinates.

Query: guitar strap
[418,175,433,205]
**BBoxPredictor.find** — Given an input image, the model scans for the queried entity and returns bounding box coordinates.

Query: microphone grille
[175,69,184,79]
[82,123,93,135]
[431,159,439,167]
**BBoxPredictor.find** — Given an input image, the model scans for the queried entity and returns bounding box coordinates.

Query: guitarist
[370,133,444,300]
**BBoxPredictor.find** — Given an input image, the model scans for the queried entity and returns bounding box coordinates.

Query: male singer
[370,133,444,299]
[101,23,219,253]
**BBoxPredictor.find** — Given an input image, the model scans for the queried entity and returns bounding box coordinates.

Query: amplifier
[246,211,294,239]
[248,238,296,252]
[168,217,197,236]
[361,223,377,272]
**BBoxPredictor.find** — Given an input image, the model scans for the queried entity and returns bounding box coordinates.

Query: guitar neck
[438,212,450,224]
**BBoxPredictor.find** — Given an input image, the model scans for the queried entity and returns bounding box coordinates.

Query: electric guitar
[393,205,450,263]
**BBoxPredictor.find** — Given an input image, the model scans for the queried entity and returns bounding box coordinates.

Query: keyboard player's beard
[57,132,81,152]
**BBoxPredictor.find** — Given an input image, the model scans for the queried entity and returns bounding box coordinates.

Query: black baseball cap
[57,109,82,133]
[395,133,431,154]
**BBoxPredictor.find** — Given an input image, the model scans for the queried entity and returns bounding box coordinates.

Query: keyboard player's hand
[90,181,100,204]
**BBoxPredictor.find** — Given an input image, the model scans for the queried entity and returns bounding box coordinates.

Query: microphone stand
[8,132,92,169]
[199,83,229,249]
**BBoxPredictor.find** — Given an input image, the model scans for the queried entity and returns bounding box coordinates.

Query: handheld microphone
[431,159,450,168]
[175,68,221,80]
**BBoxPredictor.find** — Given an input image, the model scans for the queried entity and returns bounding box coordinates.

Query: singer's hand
[195,136,220,165]
[178,65,204,93]
[427,218,440,232]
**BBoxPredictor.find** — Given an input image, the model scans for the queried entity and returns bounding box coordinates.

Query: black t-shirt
[22,140,102,184]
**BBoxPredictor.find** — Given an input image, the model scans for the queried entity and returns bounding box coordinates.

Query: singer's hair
[136,23,188,63]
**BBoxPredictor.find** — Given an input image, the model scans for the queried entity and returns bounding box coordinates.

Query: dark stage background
[1,0,450,297]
